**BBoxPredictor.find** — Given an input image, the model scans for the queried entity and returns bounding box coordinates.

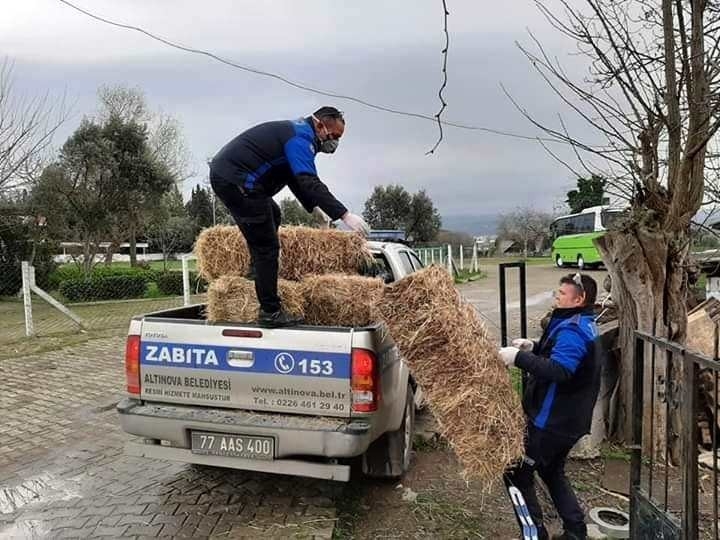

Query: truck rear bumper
[124,441,351,481]
[117,398,374,481]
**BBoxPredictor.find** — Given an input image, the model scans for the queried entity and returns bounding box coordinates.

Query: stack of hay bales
[196,225,380,326]
[376,265,525,488]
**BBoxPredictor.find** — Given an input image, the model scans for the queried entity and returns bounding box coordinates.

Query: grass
[601,444,632,463]
[414,434,450,453]
[57,259,197,272]
[411,491,485,538]
[454,270,486,284]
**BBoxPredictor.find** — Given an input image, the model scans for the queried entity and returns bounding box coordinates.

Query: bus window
[601,210,625,229]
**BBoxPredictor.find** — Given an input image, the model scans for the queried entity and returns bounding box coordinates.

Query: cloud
[3,0,596,227]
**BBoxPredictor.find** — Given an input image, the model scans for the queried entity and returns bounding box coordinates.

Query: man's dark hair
[313,106,345,124]
[560,273,598,306]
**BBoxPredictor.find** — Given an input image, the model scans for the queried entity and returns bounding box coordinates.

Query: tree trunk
[596,225,688,461]
[104,240,120,266]
[129,222,137,267]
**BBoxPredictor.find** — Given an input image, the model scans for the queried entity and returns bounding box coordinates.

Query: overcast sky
[1,0,594,228]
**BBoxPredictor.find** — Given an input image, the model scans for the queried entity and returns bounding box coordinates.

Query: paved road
[459,263,607,340]
[0,339,338,539]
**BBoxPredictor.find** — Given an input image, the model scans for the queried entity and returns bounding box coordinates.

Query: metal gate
[498,262,527,347]
[631,331,720,539]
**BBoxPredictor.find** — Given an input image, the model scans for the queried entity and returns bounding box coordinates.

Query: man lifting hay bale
[208,106,370,327]
[499,273,602,540]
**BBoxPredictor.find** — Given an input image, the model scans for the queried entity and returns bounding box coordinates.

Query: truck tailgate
[138,320,353,418]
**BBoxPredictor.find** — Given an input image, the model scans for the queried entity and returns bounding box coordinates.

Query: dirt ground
[333,419,628,539]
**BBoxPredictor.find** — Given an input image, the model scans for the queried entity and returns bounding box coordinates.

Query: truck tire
[362,384,415,479]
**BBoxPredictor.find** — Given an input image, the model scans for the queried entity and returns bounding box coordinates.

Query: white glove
[512,338,534,352]
[499,347,519,368]
[341,212,371,237]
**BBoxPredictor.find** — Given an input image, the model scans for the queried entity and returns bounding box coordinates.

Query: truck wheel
[555,255,564,268]
[362,384,415,479]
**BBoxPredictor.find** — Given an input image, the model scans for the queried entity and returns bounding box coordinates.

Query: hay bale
[195,226,250,281]
[300,274,384,327]
[206,274,304,323]
[278,226,373,281]
[376,265,525,488]
[195,225,372,281]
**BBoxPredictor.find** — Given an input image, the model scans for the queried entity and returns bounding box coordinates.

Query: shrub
[59,275,148,302]
[155,271,207,296]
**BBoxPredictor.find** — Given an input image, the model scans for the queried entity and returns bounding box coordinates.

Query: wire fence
[0,255,205,352]
[415,245,482,272]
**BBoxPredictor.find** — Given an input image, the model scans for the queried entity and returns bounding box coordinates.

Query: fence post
[431,249,435,264]
[472,244,479,272]
[681,351,699,539]
[21,261,34,337]
[181,255,191,306]
[447,245,453,274]
[459,245,464,270]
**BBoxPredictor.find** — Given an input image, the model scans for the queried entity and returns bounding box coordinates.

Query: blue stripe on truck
[140,341,350,379]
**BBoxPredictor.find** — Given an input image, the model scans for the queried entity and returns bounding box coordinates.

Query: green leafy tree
[101,114,174,266]
[362,184,412,229]
[565,175,606,214]
[146,187,195,269]
[186,185,214,232]
[32,123,118,276]
[363,185,441,242]
[407,190,441,242]
[279,197,325,227]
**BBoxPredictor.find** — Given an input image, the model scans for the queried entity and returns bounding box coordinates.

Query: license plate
[190,431,274,460]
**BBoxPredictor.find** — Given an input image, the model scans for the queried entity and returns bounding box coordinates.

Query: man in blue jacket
[499,273,602,540]
[209,107,370,327]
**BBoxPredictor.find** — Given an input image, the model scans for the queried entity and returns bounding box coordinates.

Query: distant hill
[440,214,498,236]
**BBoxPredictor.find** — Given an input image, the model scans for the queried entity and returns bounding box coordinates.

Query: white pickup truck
[117,241,426,482]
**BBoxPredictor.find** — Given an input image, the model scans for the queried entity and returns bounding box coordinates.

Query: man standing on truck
[499,273,602,540]
[209,107,370,328]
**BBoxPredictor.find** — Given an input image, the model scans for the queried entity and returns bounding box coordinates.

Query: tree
[434,229,476,249]
[0,59,67,194]
[0,195,56,295]
[363,185,412,229]
[512,0,720,454]
[101,114,174,266]
[97,84,193,183]
[279,197,325,227]
[146,187,195,270]
[363,185,441,242]
[566,175,606,214]
[496,207,554,257]
[407,190,442,243]
[31,123,118,276]
[186,185,214,232]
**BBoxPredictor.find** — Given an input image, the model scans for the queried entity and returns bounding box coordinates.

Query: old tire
[362,384,415,479]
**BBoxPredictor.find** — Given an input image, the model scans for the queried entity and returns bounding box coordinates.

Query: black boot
[258,308,303,328]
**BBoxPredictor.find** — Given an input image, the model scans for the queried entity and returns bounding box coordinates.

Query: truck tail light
[351,348,379,412]
[125,335,141,395]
